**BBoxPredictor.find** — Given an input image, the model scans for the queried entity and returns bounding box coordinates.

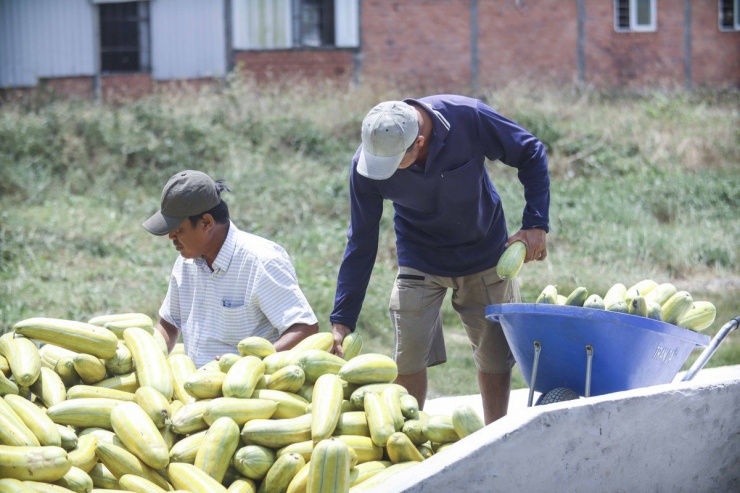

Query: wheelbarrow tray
[486,303,711,397]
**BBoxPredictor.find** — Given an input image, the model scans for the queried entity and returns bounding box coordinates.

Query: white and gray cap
[357,101,419,180]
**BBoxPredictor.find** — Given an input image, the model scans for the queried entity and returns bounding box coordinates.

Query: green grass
[1,79,738,399]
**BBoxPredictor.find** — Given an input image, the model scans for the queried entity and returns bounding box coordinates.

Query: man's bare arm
[155,318,180,354]
[272,322,319,352]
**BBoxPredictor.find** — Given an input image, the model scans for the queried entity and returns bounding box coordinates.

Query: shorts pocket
[482,269,519,304]
[389,276,426,313]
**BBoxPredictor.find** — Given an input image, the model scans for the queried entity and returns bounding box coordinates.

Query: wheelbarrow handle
[681,316,740,382]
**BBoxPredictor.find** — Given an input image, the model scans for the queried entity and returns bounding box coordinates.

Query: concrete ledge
[371,366,740,493]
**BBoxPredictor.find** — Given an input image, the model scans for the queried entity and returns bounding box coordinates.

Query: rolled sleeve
[159,264,182,330]
[256,257,318,334]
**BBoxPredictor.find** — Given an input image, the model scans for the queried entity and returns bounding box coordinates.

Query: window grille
[99,1,150,73]
[295,0,335,47]
[235,0,357,50]
[719,0,740,31]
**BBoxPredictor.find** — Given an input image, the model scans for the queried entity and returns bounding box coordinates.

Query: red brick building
[352,0,740,91]
[1,0,737,101]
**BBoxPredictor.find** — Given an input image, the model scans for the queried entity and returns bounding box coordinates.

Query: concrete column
[577,0,585,86]
[470,0,479,95]
[684,0,693,90]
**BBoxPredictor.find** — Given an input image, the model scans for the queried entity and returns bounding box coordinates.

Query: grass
[1,78,738,399]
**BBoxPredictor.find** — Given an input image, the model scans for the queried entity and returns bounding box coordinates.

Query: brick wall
[478,1,579,88]
[584,0,686,89]
[38,77,95,99]
[101,73,154,102]
[0,77,94,102]
[359,0,739,91]
[691,0,740,88]
[234,49,355,83]
[360,0,472,93]
[0,74,223,104]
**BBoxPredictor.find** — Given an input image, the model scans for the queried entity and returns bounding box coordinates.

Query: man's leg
[478,369,511,424]
[453,266,520,425]
[395,368,428,411]
[389,267,449,412]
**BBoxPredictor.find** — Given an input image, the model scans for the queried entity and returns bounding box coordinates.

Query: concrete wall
[150,0,227,81]
[373,369,740,493]
[0,0,95,88]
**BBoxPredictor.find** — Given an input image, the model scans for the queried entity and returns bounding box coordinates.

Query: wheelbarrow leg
[527,341,542,407]
[584,345,594,398]
[681,317,740,382]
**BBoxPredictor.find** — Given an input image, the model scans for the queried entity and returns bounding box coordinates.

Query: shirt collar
[403,98,451,171]
[403,98,451,141]
[212,221,237,273]
[193,221,237,274]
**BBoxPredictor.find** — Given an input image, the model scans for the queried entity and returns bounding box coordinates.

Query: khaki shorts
[389,265,520,375]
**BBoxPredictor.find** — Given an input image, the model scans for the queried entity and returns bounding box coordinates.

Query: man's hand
[331,323,352,357]
[507,228,547,263]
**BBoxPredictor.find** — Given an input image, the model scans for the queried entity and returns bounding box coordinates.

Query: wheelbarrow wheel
[535,387,580,406]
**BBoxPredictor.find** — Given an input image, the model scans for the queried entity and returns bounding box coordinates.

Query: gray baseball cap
[143,170,222,236]
[357,101,419,180]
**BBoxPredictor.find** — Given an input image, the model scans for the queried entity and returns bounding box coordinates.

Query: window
[99,1,150,73]
[294,0,335,47]
[719,0,740,31]
[615,0,657,32]
[234,0,358,50]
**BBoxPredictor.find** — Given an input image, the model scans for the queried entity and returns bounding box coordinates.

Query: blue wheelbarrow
[485,303,739,406]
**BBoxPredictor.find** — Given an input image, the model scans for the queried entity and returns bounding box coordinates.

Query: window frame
[614,0,657,33]
[234,0,358,51]
[719,0,740,31]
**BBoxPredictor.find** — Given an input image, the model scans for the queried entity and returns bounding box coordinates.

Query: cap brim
[356,149,404,180]
[142,211,186,236]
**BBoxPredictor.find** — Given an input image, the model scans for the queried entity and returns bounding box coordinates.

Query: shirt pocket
[440,157,484,208]
[213,303,248,346]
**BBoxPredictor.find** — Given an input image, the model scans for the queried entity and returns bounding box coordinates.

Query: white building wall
[335,0,359,48]
[232,0,292,49]
[150,0,227,80]
[0,0,358,89]
[0,0,95,88]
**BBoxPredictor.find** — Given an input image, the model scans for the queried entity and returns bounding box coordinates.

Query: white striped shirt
[159,222,317,367]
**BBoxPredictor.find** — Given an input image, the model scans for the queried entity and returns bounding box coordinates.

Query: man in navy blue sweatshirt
[330,95,550,423]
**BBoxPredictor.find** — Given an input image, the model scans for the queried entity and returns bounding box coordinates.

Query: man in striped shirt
[143,170,318,367]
